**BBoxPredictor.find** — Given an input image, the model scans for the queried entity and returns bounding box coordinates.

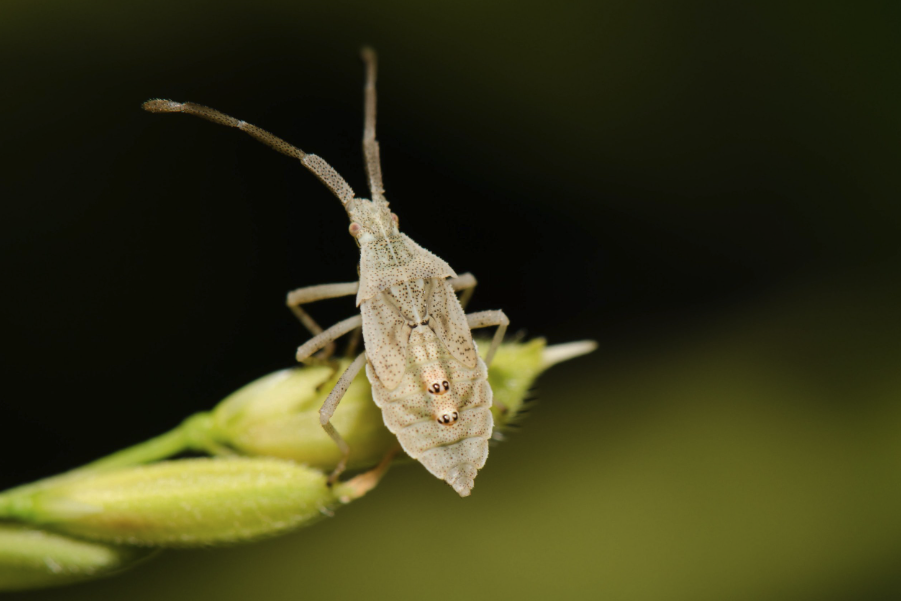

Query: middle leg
[296,314,363,363]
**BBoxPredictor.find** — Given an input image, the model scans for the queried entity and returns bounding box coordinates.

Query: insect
[143,48,508,497]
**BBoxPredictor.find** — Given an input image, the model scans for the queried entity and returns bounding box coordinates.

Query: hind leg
[465,310,509,367]
[448,272,478,310]
[338,443,401,501]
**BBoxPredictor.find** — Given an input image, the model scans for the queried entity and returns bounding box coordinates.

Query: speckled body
[348,195,494,496]
[362,280,494,496]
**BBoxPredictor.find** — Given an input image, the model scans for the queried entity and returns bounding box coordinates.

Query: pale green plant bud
[485,338,548,419]
[210,362,394,471]
[4,457,351,546]
[206,339,592,469]
[0,523,154,591]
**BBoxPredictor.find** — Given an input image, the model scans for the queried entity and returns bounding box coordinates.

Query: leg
[344,325,363,358]
[286,281,360,358]
[466,310,509,367]
[361,47,385,201]
[338,443,401,501]
[296,315,363,363]
[448,272,477,310]
[143,100,356,206]
[319,352,367,484]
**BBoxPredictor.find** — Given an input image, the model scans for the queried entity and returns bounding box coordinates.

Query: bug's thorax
[384,278,432,326]
[350,198,458,307]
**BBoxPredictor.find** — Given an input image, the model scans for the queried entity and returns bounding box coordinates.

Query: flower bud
[490,338,598,421]
[485,338,546,420]
[210,361,396,470]
[204,339,595,469]
[13,458,345,546]
[0,523,153,591]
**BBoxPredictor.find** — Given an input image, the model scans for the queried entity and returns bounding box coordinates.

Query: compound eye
[349,222,362,237]
[442,380,450,391]
[429,382,441,394]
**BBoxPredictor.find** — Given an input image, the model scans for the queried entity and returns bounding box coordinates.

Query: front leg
[286,281,360,358]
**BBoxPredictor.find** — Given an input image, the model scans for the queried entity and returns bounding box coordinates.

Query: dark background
[2,1,901,600]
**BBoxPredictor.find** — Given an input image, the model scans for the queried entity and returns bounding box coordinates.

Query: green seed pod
[0,523,154,591]
[13,458,347,547]
[485,338,546,421]
[210,361,394,471]
[207,339,589,469]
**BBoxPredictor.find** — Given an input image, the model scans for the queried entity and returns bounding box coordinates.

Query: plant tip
[541,340,597,368]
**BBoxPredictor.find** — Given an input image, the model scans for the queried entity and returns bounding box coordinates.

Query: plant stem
[0,413,214,506]
[81,412,213,472]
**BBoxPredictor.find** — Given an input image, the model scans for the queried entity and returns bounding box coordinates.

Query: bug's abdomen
[366,327,493,496]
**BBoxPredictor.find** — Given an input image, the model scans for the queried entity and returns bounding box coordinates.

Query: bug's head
[345,198,399,246]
